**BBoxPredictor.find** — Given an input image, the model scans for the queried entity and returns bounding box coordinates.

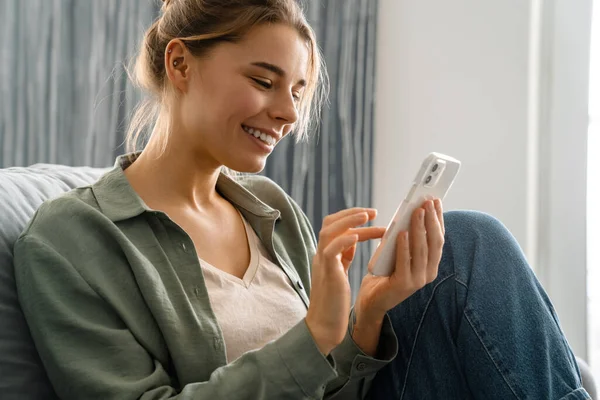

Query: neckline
[199,210,260,288]
[92,151,281,223]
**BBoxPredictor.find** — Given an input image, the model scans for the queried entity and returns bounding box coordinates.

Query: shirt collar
[92,152,280,222]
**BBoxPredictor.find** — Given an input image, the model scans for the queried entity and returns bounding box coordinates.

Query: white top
[200,212,308,363]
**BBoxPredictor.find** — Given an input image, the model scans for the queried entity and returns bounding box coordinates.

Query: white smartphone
[368,152,461,276]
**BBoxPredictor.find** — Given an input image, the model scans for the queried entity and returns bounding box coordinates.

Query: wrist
[305,318,336,356]
[350,308,385,357]
[354,301,386,328]
[350,322,382,357]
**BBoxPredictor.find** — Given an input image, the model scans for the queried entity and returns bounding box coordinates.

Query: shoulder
[17,186,111,249]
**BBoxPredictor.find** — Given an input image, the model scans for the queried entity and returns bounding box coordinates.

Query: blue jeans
[369,211,590,400]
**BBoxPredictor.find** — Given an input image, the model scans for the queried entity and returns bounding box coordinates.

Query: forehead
[224,23,310,82]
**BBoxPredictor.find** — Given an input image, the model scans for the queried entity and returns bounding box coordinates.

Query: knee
[441,210,531,285]
[444,209,504,230]
[443,210,521,252]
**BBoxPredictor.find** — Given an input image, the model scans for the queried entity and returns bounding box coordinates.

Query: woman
[13,0,589,399]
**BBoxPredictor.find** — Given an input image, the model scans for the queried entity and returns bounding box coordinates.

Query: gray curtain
[0,0,378,296]
[0,0,158,167]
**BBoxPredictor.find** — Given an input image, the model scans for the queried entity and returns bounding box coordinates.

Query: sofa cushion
[0,164,108,399]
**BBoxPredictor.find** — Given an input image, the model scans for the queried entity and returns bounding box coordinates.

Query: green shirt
[14,153,398,400]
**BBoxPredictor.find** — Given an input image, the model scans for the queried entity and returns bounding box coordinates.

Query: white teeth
[243,125,275,146]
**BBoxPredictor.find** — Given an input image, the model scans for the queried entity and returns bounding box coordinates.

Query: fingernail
[398,231,406,242]
[427,201,435,212]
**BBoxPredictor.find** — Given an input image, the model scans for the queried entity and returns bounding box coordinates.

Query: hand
[355,199,445,329]
[305,208,386,355]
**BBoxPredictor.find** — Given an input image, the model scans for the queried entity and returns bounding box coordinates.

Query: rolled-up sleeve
[325,308,398,399]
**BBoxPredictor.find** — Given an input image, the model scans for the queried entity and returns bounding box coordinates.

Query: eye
[251,78,272,89]
[292,92,301,101]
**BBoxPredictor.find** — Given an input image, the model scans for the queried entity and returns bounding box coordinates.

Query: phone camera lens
[432,163,439,172]
[425,175,432,184]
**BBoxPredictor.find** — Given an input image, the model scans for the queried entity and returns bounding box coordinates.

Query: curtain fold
[0,0,378,296]
[0,0,158,167]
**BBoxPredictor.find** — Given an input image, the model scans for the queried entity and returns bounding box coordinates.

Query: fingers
[319,209,378,248]
[349,226,386,242]
[392,230,411,283]
[322,234,359,261]
[434,199,445,235]
[322,207,377,227]
[319,212,368,248]
[316,208,381,274]
[341,243,357,269]
[409,207,428,286]
[424,200,444,283]
[384,200,444,299]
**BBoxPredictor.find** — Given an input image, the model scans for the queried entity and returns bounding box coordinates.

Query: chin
[224,159,267,174]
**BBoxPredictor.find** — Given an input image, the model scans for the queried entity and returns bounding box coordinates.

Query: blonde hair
[125,0,328,158]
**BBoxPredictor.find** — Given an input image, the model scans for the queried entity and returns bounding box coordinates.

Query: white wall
[372,0,591,358]
[373,0,531,248]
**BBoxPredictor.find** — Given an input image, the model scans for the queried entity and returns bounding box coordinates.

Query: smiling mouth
[242,125,276,146]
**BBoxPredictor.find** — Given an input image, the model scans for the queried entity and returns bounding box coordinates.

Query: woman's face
[175,23,310,173]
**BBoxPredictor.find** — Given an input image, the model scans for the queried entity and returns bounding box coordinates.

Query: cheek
[180,78,265,135]
[225,84,264,119]
[180,88,209,132]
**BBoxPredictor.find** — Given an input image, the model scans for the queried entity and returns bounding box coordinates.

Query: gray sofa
[0,164,108,399]
[0,163,597,399]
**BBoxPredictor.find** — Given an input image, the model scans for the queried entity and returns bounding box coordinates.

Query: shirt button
[181,242,190,253]
[356,362,367,372]
[297,281,304,290]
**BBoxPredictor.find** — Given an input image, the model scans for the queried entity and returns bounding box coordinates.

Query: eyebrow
[250,61,307,87]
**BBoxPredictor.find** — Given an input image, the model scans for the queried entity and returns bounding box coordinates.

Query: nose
[268,91,299,125]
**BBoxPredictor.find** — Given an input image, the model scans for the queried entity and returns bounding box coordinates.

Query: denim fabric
[369,210,590,400]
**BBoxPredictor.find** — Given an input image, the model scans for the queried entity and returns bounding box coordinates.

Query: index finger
[349,226,387,242]
[323,207,377,227]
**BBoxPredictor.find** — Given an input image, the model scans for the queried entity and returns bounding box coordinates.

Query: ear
[164,39,192,93]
